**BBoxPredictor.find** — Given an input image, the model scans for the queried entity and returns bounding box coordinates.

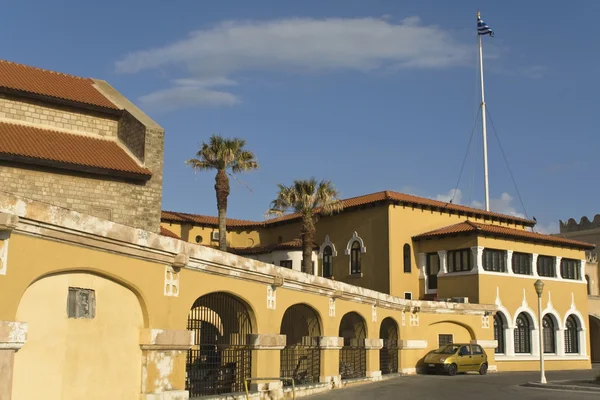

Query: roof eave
[0,86,122,116]
[0,154,152,181]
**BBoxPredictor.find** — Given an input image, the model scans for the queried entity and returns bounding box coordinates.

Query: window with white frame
[494,313,506,354]
[482,248,506,272]
[537,255,555,277]
[514,313,531,354]
[560,258,580,280]
[350,241,361,274]
[542,315,556,353]
[426,252,440,290]
[448,249,473,272]
[323,246,333,278]
[564,315,579,354]
[512,252,532,275]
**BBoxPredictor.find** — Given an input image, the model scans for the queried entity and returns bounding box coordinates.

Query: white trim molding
[471,246,484,273]
[398,340,427,349]
[470,339,498,349]
[319,235,338,258]
[345,232,366,255]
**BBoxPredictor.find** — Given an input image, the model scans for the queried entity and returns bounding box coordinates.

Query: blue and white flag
[477,15,494,37]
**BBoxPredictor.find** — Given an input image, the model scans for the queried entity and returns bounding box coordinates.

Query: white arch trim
[513,306,538,330]
[542,309,564,330]
[345,231,366,255]
[563,310,586,331]
[319,235,338,259]
[494,287,513,329]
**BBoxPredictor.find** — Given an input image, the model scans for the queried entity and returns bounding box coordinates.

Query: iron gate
[339,341,366,379]
[338,312,367,380]
[186,292,252,397]
[380,339,398,374]
[379,318,399,374]
[280,304,321,385]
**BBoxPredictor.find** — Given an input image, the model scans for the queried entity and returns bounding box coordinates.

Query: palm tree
[187,135,258,251]
[267,179,343,275]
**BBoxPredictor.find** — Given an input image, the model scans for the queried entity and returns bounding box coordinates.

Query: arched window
[403,244,411,273]
[542,315,555,353]
[493,313,505,354]
[514,313,531,354]
[351,241,361,274]
[586,275,591,295]
[323,246,333,278]
[565,315,579,354]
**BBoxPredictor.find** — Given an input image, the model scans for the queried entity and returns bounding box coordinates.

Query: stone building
[0,60,595,400]
[0,60,164,232]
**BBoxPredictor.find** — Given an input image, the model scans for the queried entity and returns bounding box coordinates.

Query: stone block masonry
[0,92,164,232]
[0,95,118,137]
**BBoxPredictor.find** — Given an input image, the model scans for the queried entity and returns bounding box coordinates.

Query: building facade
[0,60,594,400]
[559,215,600,362]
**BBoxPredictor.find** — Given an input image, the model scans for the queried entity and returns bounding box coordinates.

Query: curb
[523,381,600,393]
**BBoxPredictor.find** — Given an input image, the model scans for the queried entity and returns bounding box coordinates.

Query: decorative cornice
[0,320,28,351]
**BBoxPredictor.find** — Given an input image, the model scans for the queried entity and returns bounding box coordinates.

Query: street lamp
[534,279,547,384]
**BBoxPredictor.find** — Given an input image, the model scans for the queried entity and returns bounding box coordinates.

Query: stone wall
[0,94,164,232]
[0,95,118,137]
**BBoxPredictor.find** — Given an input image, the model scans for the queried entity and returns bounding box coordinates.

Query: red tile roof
[162,190,536,227]
[160,210,258,228]
[0,122,151,179]
[413,220,595,250]
[160,226,180,239]
[0,60,118,110]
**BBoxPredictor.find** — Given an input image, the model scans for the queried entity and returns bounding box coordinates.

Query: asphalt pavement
[306,365,600,399]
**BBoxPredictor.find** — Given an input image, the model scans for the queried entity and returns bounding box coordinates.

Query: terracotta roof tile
[162,190,535,227]
[160,226,180,239]
[160,210,257,227]
[0,60,118,110]
[413,220,595,250]
[0,122,151,178]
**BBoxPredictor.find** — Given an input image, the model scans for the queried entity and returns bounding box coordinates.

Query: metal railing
[244,377,296,400]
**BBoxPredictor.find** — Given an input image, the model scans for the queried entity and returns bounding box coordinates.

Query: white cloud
[534,221,559,235]
[116,16,471,109]
[434,188,525,219]
[138,78,241,111]
[435,188,462,204]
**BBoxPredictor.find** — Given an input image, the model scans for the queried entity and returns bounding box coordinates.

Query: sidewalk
[524,379,600,393]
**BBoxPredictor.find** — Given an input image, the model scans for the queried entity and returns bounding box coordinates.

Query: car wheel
[447,364,457,376]
[479,363,488,375]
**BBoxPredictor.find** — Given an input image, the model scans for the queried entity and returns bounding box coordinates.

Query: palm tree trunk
[215,169,230,252]
[301,227,315,275]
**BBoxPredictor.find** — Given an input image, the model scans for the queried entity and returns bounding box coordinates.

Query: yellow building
[0,60,595,400]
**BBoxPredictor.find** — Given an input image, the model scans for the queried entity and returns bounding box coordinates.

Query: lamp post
[534,279,547,384]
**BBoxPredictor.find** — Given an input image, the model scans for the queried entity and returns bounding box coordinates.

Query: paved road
[306,365,600,399]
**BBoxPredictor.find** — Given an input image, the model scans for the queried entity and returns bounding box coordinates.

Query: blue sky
[4,1,600,233]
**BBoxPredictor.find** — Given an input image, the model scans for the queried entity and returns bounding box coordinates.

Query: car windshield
[434,344,460,354]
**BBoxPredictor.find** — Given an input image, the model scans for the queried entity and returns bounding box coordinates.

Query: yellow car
[423,344,488,376]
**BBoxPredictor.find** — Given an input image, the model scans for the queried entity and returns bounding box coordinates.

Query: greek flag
[477,16,494,37]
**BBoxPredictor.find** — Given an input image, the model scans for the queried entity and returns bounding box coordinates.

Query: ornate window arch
[345,232,366,275]
[403,244,412,273]
[542,314,557,354]
[319,235,337,278]
[494,312,508,354]
[514,312,533,354]
[564,315,580,354]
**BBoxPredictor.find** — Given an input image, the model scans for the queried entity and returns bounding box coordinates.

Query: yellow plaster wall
[438,275,479,304]
[257,206,391,294]
[160,222,263,248]
[12,272,143,400]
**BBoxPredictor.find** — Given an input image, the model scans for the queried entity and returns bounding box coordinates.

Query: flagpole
[478,13,490,212]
